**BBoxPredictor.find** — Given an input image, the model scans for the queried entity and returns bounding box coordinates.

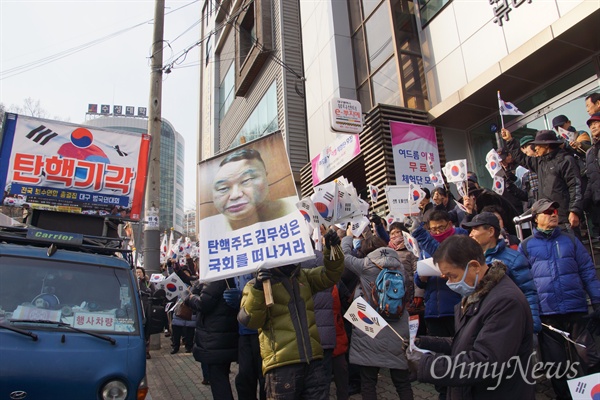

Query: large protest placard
[197,132,315,282]
[390,121,441,187]
[0,114,150,219]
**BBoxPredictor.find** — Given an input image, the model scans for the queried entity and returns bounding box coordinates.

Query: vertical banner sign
[0,114,150,220]
[390,121,441,187]
[310,134,361,186]
[197,131,315,283]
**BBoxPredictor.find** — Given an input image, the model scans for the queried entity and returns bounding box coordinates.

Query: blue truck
[0,215,149,400]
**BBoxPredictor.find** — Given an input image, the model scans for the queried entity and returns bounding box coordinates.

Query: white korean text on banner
[0,114,150,219]
[311,134,361,186]
[197,132,315,283]
[390,121,441,187]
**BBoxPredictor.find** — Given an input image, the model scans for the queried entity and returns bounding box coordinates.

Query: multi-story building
[197,0,309,191]
[299,0,599,203]
[85,115,185,234]
[183,209,197,241]
[299,0,430,207]
[416,0,599,189]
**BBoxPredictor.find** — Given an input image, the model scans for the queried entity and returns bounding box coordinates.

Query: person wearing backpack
[518,198,600,400]
[341,232,414,400]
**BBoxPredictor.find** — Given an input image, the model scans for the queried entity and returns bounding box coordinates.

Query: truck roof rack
[0,225,132,257]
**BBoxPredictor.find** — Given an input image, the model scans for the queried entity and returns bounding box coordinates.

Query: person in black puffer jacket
[584,113,600,237]
[502,128,583,230]
[185,278,239,400]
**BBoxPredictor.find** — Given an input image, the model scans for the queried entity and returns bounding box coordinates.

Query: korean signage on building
[330,97,363,134]
[390,121,441,187]
[0,114,150,220]
[310,134,361,186]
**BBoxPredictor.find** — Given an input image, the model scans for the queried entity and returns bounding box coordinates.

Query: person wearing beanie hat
[500,128,583,230]
[519,135,535,151]
[587,111,600,130]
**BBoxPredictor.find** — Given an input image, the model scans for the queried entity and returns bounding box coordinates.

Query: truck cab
[0,211,148,400]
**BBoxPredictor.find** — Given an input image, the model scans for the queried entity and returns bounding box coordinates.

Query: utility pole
[143,0,165,274]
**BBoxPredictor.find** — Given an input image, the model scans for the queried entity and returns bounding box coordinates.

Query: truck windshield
[0,256,139,335]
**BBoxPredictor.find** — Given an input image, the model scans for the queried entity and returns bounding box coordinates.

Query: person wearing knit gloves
[238,228,344,400]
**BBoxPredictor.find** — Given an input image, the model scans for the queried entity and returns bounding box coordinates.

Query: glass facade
[219,64,235,121]
[468,62,599,190]
[348,0,428,112]
[160,123,175,232]
[229,81,278,148]
[416,0,452,27]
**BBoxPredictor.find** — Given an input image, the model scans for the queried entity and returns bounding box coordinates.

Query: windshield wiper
[10,319,116,345]
[0,323,38,341]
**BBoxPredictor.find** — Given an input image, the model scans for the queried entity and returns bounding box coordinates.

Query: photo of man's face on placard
[198,132,299,232]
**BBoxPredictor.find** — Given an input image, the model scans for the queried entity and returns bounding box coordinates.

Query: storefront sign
[311,134,361,186]
[490,0,532,26]
[330,98,363,134]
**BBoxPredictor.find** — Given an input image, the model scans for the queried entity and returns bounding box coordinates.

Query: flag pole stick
[386,324,405,341]
[497,91,505,149]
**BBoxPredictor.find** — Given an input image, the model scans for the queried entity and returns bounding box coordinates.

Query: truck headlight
[101,380,128,400]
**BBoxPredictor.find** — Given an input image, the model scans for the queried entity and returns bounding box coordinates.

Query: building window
[239,6,256,64]
[229,81,278,148]
[176,165,184,185]
[349,0,428,111]
[235,0,272,96]
[177,142,184,162]
[205,35,212,66]
[416,0,452,27]
[219,64,235,121]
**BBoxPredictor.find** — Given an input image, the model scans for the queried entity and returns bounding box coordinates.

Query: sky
[0,0,201,210]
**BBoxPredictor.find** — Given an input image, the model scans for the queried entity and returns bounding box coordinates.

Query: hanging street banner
[390,121,441,187]
[311,134,361,186]
[197,131,315,282]
[0,113,150,220]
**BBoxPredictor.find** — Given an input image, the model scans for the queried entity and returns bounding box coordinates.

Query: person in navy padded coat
[519,198,600,400]
[462,212,541,334]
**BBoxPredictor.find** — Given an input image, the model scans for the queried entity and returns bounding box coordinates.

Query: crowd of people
[136,93,600,400]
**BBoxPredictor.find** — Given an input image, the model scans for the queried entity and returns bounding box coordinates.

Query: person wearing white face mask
[414,235,535,400]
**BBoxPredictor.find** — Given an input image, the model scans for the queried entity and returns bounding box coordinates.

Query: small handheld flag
[368,184,379,204]
[492,176,505,195]
[344,297,389,339]
[498,92,524,116]
[485,149,503,178]
[403,231,420,258]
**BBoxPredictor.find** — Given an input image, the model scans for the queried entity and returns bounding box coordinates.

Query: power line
[0,0,201,81]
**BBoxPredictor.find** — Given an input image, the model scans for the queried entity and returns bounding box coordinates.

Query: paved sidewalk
[145,334,557,400]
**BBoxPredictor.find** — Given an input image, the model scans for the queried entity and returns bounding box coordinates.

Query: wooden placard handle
[263,279,274,307]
